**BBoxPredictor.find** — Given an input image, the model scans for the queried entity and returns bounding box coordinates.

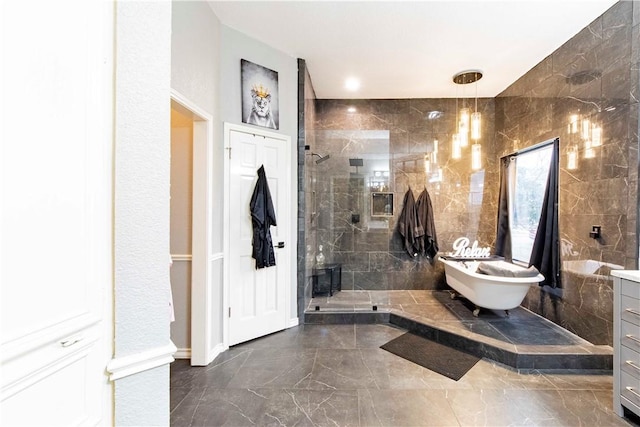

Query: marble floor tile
[171,322,634,427]
[361,346,472,390]
[257,389,360,427]
[294,324,357,349]
[456,359,556,390]
[307,348,379,390]
[187,388,272,426]
[397,302,463,321]
[170,349,251,389]
[225,348,317,389]
[354,323,405,348]
[358,388,460,426]
[540,369,615,390]
[446,388,558,426]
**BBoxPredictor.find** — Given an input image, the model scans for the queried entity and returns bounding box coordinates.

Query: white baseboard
[173,348,191,359]
[208,343,227,365]
[107,341,177,381]
[288,317,299,328]
[175,343,227,365]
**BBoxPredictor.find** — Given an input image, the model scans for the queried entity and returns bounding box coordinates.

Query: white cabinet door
[1,0,113,424]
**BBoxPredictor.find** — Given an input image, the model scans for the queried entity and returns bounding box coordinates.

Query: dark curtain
[529,138,560,288]
[495,157,512,261]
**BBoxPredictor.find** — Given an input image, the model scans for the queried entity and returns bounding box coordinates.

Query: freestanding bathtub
[440,258,545,316]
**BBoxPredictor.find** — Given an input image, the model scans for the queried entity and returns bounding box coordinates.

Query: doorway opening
[169,101,194,359]
[169,92,216,366]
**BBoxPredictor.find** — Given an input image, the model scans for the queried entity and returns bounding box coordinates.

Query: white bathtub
[563,259,623,278]
[440,258,545,315]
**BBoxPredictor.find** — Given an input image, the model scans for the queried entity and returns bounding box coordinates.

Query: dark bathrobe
[398,188,423,257]
[415,188,439,259]
[250,165,277,269]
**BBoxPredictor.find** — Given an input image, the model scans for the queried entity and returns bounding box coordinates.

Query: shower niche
[371,192,393,217]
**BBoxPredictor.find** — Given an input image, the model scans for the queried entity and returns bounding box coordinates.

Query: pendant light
[452,94,462,159]
[453,70,483,169]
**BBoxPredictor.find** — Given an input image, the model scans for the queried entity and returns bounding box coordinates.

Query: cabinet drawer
[621,371,640,410]
[621,279,640,299]
[621,295,640,326]
[621,345,640,380]
[622,320,640,352]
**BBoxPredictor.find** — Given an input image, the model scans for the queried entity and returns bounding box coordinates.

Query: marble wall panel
[501,0,639,345]
[309,97,496,292]
[300,60,319,317]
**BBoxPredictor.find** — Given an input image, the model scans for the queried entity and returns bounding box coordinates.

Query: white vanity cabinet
[611,270,640,419]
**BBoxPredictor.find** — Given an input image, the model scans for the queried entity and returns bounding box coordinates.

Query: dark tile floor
[170,322,637,426]
[305,290,612,370]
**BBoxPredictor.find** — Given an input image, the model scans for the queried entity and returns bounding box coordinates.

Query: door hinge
[228,307,231,318]
[226,147,232,159]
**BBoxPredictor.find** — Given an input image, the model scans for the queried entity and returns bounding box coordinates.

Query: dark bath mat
[380,332,480,381]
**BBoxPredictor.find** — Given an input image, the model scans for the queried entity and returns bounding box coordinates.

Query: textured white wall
[114,1,172,425]
[219,25,299,322]
[171,1,225,347]
[170,122,193,352]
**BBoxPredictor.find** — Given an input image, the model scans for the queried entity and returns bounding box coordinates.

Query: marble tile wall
[298,59,318,319]
[309,98,496,292]
[300,1,639,347]
[495,0,640,345]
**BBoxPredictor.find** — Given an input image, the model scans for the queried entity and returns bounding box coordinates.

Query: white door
[1,0,113,424]
[227,126,290,346]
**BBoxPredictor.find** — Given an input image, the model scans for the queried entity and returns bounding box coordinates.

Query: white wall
[170,4,300,357]
[171,0,225,350]
[219,25,299,323]
[113,2,173,425]
[170,109,193,354]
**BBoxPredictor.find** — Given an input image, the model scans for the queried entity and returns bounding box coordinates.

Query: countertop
[611,269,640,283]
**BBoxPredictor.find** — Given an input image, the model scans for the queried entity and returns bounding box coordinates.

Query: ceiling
[208,1,618,99]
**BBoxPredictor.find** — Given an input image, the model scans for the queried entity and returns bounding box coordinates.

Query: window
[509,145,553,263]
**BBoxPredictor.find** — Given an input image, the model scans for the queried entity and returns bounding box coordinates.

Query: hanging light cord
[474,72,478,114]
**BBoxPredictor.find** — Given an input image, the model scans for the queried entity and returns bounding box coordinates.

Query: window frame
[507,141,555,265]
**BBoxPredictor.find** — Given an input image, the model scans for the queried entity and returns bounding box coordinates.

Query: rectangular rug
[380,332,480,381]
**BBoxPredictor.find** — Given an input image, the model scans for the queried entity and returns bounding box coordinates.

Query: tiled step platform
[304,290,613,370]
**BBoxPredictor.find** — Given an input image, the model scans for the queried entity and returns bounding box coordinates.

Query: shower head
[310,153,330,164]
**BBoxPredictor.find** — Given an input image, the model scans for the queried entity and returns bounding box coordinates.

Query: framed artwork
[241,59,279,130]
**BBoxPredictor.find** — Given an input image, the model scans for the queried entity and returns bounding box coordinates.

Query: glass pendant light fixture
[452,134,462,159]
[471,111,481,141]
[452,95,462,159]
[459,108,470,147]
[453,70,483,167]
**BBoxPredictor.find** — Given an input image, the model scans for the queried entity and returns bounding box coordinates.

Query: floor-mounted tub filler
[440,258,545,316]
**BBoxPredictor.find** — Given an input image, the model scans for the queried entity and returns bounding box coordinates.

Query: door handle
[276,242,285,248]
[60,336,84,348]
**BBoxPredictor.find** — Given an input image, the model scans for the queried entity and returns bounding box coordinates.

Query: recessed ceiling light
[345,77,360,91]
[347,106,357,113]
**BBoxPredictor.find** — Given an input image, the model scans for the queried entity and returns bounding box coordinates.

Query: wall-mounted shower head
[310,153,330,164]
